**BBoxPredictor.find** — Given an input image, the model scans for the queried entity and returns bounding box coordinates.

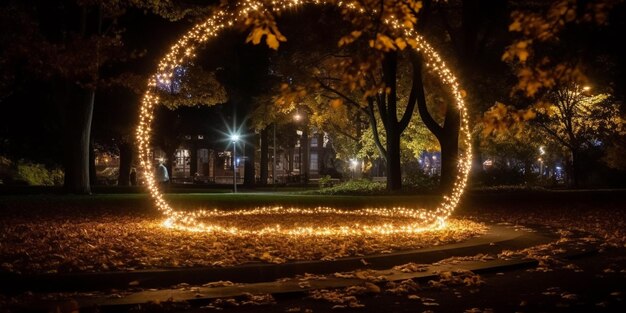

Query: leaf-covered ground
[0,194,486,274]
[1,190,626,312]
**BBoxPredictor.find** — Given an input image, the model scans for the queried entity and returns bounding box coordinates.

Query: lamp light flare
[137,0,473,235]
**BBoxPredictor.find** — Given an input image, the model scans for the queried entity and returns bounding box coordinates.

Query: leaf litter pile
[0,210,486,274]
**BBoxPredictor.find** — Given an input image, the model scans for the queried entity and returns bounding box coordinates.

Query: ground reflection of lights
[162,206,450,235]
[137,0,473,235]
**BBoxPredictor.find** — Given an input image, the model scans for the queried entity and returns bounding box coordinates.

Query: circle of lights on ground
[137,0,473,236]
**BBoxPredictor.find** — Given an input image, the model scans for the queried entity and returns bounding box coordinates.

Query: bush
[15,162,64,186]
[402,163,439,191]
[307,179,386,195]
[318,175,334,188]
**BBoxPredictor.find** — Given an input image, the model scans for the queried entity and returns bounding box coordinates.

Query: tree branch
[315,77,362,109]
[330,123,359,142]
[367,97,388,159]
[376,92,388,130]
[415,56,443,140]
[398,52,420,132]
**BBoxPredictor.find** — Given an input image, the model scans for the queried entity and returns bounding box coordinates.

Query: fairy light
[136,0,473,235]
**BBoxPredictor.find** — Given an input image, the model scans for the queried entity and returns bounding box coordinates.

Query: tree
[0,1,143,193]
[156,65,227,110]
[152,61,227,179]
[502,0,622,99]
[531,84,623,186]
[477,121,544,186]
[487,0,624,128]
[242,1,428,190]
[480,0,626,186]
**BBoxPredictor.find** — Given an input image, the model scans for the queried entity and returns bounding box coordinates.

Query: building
[144,131,335,185]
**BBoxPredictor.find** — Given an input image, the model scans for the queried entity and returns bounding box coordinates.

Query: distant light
[583,86,591,91]
[539,146,545,155]
[230,134,240,142]
[351,159,358,166]
[293,113,302,121]
[556,166,562,170]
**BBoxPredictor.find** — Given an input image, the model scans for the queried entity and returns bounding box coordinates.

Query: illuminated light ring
[136,0,472,234]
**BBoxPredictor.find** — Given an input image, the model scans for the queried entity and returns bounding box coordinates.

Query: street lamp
[293,108,307,184]
[539,146,545,178]
[296,130,303,183]
[230,133,240,193]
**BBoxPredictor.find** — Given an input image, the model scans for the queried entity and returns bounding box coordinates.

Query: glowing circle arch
[137,0,472,234]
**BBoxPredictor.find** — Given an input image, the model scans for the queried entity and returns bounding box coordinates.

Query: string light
[136,0,473,235]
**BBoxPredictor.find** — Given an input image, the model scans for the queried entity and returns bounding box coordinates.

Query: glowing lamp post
[538,157,544,178]
[294,110,306,183]
[230,133,240,193]
[296,130,303,182]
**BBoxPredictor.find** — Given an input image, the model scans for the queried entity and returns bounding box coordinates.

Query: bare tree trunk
[64,89,95,194]
[260,127,269,185]
[440,108,460,190]
[414,55,460,192]
[382,52,403,191]
[385,128,402,190]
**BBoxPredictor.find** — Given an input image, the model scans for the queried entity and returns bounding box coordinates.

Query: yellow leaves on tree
[511,62,587,97]
[368,35,411,52]
[242,3,286,50]
[504,0,619,98]
[480,102,537,138]
[245,25,287,50]
[502,39,532,63]
[369,34,395,51]
[338,31,362,47]
[273,83,307,112]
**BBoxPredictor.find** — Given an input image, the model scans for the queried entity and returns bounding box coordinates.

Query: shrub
[308,179,386,195]
[16,162,64,186]
[318,175,333,188]
[402,165,439,191]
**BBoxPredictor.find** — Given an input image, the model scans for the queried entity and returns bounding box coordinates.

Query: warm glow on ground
[136,0,473,233]
[162,206,451,235]
[0,215,486,274]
